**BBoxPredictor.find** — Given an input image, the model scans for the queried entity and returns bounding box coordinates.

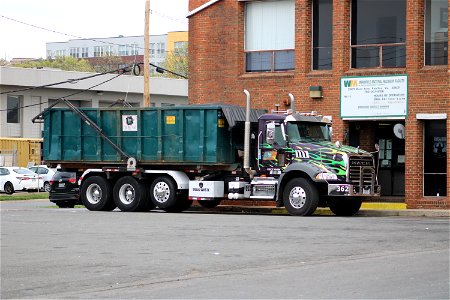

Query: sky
[0,0,189,60]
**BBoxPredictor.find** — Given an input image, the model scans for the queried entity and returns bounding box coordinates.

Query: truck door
[259,121,287,174]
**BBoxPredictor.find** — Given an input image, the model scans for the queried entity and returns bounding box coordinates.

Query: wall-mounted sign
[166,116,176,125]
[122,115,138,131]
[340,75,408,119]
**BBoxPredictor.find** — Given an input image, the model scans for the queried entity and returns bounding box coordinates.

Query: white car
[0,167,44,194]
[29,165,57,192]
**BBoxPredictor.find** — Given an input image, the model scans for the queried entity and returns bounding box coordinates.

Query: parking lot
[1,200,449,299]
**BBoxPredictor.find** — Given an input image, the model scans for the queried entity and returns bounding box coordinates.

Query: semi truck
[36,91,380,216]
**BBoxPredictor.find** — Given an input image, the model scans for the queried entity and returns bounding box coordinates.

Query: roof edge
[187,0,222,17]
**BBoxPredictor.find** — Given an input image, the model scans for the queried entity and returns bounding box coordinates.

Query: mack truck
[36,90,380,216]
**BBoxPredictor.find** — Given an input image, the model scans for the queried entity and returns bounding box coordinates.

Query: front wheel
[328,197,362,216]
[81,176,115,211]
[282,178,319,216]
[150,176,187,212]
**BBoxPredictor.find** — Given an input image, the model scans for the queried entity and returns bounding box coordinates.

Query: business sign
[122,115,138,131]
[340,75,408,119]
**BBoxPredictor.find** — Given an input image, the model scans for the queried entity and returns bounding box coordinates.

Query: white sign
[122,115,138,131]
[341,75,408,119]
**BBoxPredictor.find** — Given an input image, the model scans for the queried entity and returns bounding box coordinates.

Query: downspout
[243,90,256,177]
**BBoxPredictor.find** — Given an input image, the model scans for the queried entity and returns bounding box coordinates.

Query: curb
[189,205,450,218]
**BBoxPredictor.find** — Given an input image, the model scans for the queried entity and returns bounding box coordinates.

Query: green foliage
[14,56,94,72]
[0,58,9,66]
[0,192,49,201]
[162,45,188,79]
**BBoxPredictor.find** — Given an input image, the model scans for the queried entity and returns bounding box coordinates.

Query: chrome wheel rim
[289,186,307,209]
[86,184,102,204]
[118,184,135,205]
[153,181,170,203]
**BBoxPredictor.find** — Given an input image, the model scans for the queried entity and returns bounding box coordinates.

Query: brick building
[187,0,449,209]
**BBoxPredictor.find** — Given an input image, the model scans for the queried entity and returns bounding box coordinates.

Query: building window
[104,45,114,56]
[55,50,66,57]
[423,120,447,196]
[46,50,53,59]
[174,41,188,54]
[69,47,80,58]
[94,46,104,57]
[119,45,128,56]
[351,0,406,68]
[81,47,89,58]
[130,44,139,55]
[313,0,333,70]
[7,95,21,123]
[425,0,448,65]
[245,0,295,72]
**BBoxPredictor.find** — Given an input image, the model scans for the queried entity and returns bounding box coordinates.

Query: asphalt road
[1,200,449,299]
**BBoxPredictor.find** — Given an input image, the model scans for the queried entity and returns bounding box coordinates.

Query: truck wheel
[113,176,148,212]
[328,197,362,216]
[198,200,222,208]
[81,176,115,211]
[283,178,319,216]
[4,182,14,194]
[150,176,178,211]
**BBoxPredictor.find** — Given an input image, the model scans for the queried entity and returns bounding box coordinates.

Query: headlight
[315,172,338,180]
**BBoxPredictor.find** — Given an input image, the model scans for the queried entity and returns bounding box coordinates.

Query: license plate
[58,183,65,188]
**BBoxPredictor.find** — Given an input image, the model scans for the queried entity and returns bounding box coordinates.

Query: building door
[376,122,405,196]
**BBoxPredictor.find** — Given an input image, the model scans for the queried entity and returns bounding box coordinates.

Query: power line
[0,13,187,52]
[1,73,124,112]
[0,65,133,95]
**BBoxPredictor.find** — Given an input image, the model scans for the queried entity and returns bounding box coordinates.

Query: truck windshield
[287,122,331,142]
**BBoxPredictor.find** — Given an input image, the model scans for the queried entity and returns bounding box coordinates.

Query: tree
[0,58,9,66]
[162,44,188,79]
[14,56,94,72]
[89,54,123,73]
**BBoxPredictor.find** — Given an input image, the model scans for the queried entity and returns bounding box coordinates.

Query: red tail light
[49,180,55,185]
[68,178,77,184]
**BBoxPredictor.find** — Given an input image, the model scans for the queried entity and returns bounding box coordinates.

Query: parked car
[49,171,80,208]
[0,167,44,194]
[28,165,57,192]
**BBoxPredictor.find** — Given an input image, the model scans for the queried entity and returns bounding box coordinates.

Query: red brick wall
[188,0,450,209]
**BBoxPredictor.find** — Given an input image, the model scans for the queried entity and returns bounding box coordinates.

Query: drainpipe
[243,90,256,177]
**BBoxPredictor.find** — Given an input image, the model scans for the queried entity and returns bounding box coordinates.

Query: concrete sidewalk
[189,203,450,217]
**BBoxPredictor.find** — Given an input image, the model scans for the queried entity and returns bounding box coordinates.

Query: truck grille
[348,156,375,186]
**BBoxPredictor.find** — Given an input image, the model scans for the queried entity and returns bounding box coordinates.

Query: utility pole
[143,0,151,107]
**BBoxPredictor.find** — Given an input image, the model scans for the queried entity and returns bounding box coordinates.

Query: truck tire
[283,178,319,216]
[198,199,222,208]
[81,176,115,211]
[328,197,362,216]
[150,176,180,211]
[113,176,148,212]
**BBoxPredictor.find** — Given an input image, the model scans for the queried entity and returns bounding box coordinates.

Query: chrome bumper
[328,184,381,197]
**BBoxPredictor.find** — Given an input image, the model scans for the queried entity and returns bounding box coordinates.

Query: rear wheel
[198,199,222,208]
[43,181,51,192]
[113,176,148,212]
[81,176,115,211]
[328,197,362,216]
[4,182,14,194]
[283,178,319,216]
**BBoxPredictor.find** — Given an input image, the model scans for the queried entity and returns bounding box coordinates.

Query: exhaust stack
[288,93,295,113]
[243,90,256,177]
